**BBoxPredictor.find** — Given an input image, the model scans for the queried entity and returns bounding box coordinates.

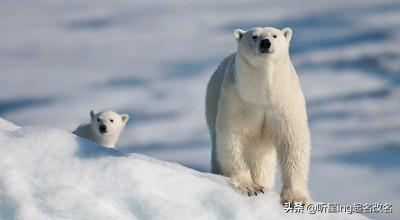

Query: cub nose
[259,39,271,52]
[99,125,107,133]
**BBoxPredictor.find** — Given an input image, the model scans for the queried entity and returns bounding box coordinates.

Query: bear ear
[282,27,293,42]
[234,29,245,42]
[121,114,129,123]
[90,110,96,119]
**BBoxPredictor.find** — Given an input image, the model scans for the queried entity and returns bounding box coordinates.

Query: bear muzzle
[259,39,273,53]
[99,125,107,134]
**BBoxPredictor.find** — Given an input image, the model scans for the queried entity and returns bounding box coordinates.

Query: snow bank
[0,118,368,220]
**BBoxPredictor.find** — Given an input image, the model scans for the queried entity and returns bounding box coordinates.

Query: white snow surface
[0,118,369,220]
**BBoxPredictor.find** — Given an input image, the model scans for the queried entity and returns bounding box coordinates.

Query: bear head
[90,110,129,137]
[234,27,292,64]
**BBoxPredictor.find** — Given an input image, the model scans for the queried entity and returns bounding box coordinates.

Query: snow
[0,118,369,220]
[0,0,399,219]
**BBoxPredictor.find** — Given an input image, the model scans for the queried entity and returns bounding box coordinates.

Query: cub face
[90,110,129,136]
[234,27,293,63]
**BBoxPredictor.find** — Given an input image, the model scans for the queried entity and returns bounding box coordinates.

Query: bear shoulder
[73,123,93,139]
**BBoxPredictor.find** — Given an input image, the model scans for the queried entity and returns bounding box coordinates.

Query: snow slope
[0,118,368,220]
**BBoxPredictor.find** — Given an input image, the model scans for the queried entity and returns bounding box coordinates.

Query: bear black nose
[259,39,271,53]
[99,125,107,133]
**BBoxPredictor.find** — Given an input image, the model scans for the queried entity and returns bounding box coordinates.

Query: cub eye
[110,119,114,123]
[273,34,277,38]
[97,118,100,122]
[252,35,257,40]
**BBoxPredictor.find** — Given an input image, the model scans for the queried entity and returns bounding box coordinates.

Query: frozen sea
[0,0,399,219]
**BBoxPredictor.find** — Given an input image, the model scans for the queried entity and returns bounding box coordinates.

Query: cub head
[90,110,129,136]
[234,27,292,63]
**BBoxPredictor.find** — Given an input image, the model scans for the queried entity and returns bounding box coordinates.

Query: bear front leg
[216,130,264,196]
[246,144,277,191]
[276,116,311,205]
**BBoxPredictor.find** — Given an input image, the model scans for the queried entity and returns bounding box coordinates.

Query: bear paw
[229,179,265,196]
[280,189,310,205]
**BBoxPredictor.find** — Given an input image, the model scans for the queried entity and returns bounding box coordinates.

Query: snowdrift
[0,118,368,220]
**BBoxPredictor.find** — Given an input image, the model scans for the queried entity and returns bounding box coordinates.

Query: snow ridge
[0,118,368,220]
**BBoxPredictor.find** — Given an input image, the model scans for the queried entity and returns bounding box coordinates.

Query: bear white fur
[206,27,311,204]
[73,110,129,148]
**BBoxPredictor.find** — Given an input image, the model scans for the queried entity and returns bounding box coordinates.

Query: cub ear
[90,110,96,118]
[121,114,129,123]
[282,27,293,42]
[234,29,245,42]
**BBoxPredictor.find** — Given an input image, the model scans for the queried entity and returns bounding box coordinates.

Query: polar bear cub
[73,110,129,148]
[206,27,311,204]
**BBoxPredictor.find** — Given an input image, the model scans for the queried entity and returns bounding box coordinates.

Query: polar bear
[206,27,311,204]
[73,110,129,148]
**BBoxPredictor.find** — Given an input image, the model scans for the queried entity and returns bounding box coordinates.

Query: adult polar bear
[206,27,311,204]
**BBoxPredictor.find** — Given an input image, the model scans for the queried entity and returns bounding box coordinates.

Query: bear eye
[273,34,277,38]
[252,35,257,40]
[110,119,114,123]
[97,118,100,122]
